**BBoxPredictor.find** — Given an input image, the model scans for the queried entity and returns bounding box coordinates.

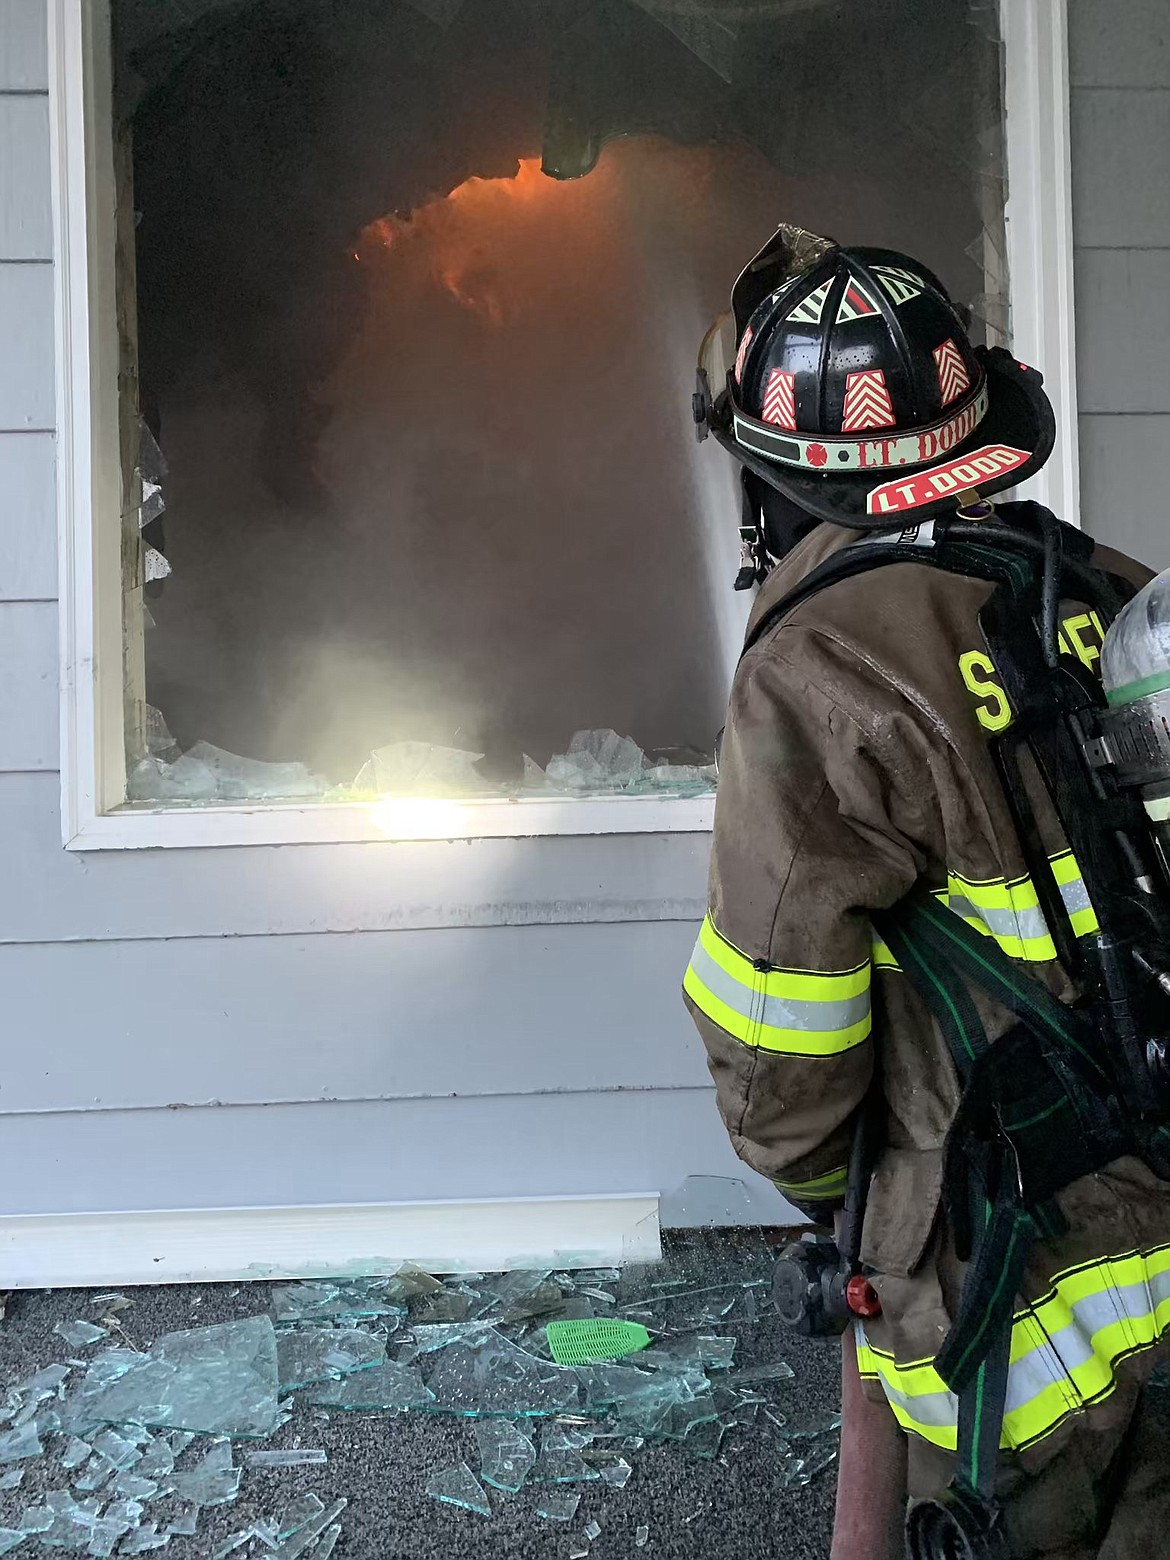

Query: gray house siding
[1071,0,1170,567]
[0,0,765,1250]
[3,0,1164,1262]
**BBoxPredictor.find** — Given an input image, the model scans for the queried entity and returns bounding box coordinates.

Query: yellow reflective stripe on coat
[774,1164,850,1202]
[872,935,900,971]
[869,852,1099,973]
[684,915,871,1057]
[854,1243,1170,1453]
[1049,850,1100,937]
[941,869,1057,961]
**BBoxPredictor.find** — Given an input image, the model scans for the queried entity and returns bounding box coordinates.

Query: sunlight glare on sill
[369,796,483,839]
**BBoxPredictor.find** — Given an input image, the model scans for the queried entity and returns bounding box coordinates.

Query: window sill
[65,791,717,851]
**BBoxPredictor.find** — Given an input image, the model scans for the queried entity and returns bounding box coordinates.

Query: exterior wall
[1071,0,1170,567]
[0,0,771,1257]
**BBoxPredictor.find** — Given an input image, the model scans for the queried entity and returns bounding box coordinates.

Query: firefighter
[685,228,1170,1557]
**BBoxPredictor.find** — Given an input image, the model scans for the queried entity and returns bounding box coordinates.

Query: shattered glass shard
[276,1493,326,1540]
[636,1524,650,1548]
[313,1524,342,1560]
[88,1295,132,1314]
[0,1532,23,1558]
[726,1361,796,1388]
[576,1288,616,1306]
[73,1456,113,1493]
[776,1446,809,1491]
[532,1424,598,1484]
[269,1498,346,1559]
[66,1316,279,1438]
[536,1492,581,1522]
[599,1457,633,1488]
[244,1449,328,1469]
[0,1470,23,1491]
[0,1423,41,1463]
[547,729,645,793]
[698,1337,737,1371]
[276,1328,385,1390]
[250,1520,280,1548]
[82,1351,149,1390]
[575,1361,656,1411]
[667,1392,719,1440]
[787,1409,843,1439]
[134,1438,175,1479]
[472,1419,535,1493]
[411,1292,472,1325]
[307,1360,433,1412]
[799,1439,839,1482]
[117,1522,171,1554]
[472,1269,553,1316]
[168,1442,242,1507]
[405,1322,496,1355]
[682,1418,724,1460]
[84,1509,140,1557]
[423,1330,582,1418]
[12,1365,71,1400]
[425,1463,491,1517]
[162,1510,198,1537]
[22,1492,103,1549]
[110,1474,159,1500]
[383,1265,443,1303]
[60,1437,91,1469]
[90,1429,142,1470]
[568,1542,589,1560]
[584,1519,602,1541]
[271,1283,403,1325]
[210,1531,251,1560]
[54,1321,109,1350]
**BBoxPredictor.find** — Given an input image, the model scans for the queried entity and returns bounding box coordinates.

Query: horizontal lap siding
[1071,0,1170,567]
[0,1,735,1242]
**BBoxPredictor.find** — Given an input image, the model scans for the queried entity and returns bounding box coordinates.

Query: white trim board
[1001,0,1081,526]
[71,791,717,849]
[0,1193,661,1289]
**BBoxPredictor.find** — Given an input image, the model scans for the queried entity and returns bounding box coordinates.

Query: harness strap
[875,907,1040,1404]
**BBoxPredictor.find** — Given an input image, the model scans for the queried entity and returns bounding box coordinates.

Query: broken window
[106,0,1007,815]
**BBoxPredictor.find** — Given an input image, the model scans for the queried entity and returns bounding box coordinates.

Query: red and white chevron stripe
[840,369,894,433]
[761,369,797,430]
[933,338,970,406]
[734,326,753,385]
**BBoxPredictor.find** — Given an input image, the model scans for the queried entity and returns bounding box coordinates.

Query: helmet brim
[729,348,1056,528]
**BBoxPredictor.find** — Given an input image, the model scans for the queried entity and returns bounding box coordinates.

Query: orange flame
[359,158,556,325]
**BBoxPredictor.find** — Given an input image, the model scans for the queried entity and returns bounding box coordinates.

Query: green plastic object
[545,1320,651,1366]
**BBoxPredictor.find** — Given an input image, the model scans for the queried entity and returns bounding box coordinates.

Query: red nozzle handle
[845,1274,881,1318]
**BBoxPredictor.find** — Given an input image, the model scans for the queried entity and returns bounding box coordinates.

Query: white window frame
[50,0,1077,851]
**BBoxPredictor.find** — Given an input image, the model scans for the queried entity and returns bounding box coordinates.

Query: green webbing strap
[955,1272,1015,1506]
[873,909,993,1081]
[894,896,1118,1155]
[873,911,1035,1388]
[934,1165,1035,1396]
[907,897,1105,1078]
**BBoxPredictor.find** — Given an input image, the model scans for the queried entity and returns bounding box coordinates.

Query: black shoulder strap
[739,509,1129,665]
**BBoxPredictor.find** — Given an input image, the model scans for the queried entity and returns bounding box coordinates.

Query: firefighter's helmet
[696,226,1055,528]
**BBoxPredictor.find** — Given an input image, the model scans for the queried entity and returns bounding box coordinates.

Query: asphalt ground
[0,1277,841,1560]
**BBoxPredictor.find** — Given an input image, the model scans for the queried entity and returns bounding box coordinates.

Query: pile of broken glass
[127,723,716,805]
[0,1223,838,1557]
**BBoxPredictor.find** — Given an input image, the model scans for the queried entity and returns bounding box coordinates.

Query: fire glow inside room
[111,0,1004,813]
